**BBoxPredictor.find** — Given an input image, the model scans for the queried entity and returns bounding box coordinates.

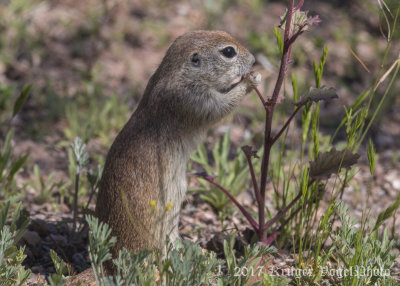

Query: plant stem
[265,206,301,245]
[85,183,97,212]
[265,191,302,230]
[73,172,79,232]
[253,85,267,109]
[265,178,316,244]
[243,149,263,231]
[243,151,261,204]
[293,0,304,12]
[201,176,259,231]
[271,104,303,145]
[258,0,295,243]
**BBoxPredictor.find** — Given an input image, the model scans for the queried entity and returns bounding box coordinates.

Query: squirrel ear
[190,53,201,67]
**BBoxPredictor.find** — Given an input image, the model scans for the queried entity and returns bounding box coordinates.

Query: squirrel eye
[191,53,200,67]
[220,46,237,58]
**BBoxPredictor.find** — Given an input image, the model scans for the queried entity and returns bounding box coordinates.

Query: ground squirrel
[69,30,259,284]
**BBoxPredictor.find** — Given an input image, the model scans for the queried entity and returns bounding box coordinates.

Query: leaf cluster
[191,131,249,212]
[0,200,30,286]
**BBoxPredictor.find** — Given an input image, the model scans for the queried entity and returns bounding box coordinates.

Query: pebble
[49,234,68,246]
[30,219,57,236]
[392,180,400,190]
[31,265,43,274]
[22,231,41,246]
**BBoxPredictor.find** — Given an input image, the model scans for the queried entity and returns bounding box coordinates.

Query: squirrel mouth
[219,75,244,94]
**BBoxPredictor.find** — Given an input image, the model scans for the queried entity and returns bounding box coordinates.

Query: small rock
[31,265,43,274]
[49,234,68,246]
[26,273,46,284]
[237,191,254,206]
[30,219,57,236]
[392,180,400,191]
[199,211,215,224]
[22,231,41,246]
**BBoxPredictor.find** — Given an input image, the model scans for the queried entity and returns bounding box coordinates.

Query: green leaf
[8,154,29,181]
[301,103,312,144]
[367,139,376,176]
[221,131,230,171]
[0,201,10,229]
[13,85,32,117]
[291,73,298,103]
[309,148,360,180]
[0,129,14,178]
[4,245,17,258]
[50,249,69,276]
[294,86,338,106]
[311,105,320,160]
[71,136,89,171]
[373,193,400,231]
[274,27,283,56]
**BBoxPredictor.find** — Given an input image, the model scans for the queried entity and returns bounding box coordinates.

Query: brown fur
[68,30,259,284]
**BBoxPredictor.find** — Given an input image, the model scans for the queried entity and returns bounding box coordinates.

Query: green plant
[0,85,31,197]
[218,234,276,286]
[86,214,220,286]
[0,86,31,284]
[326,202,398,285]
[27,164,68,205]
[193,0,351,246]
[0,130,28,197]
[192,0,400,254]
[190,131,249,213]
[0,0,41,65]
[67,136,103,232]
[63,83,130,146]
[0,199,30,286]
[48,249,71,286]
[71,137,89,231]
[85,215,278,285]
[0,85,16,124]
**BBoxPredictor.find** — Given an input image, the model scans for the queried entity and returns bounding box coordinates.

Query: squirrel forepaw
[245,71,262,93]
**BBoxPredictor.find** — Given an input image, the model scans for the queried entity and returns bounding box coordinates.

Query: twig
[254,85,267,108]
[258,0,296,242]
[293,0,304,12]
[265,178,316,245]
[242,146,261,204]
[271,104,303,144]
[264,179,316,230]
[72,172,80,232]
[242,147,264,231]
[199,176,259,231]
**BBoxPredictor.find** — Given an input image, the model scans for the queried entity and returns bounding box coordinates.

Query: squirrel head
[139,30,257,128]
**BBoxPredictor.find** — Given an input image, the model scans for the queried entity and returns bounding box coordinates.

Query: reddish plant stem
[265,191,302,230]
[243,151,261,204]
[293,0,304,12]
[243,150,263,230]
[265,206,301,245]
[286,29,305,49]
[265,178,317,245]
[271,104,303,145]
[253,85,267,109]
[201,176,259,231]
[258,0,295,243]
[264,178,315,230]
